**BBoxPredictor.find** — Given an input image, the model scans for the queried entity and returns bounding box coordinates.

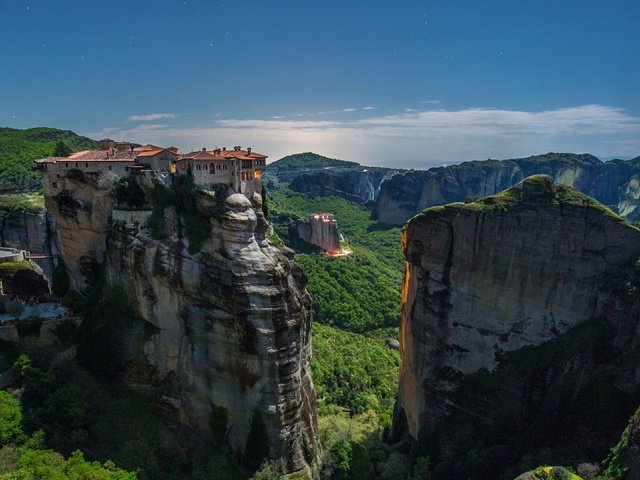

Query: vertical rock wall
[397,175,640,472]
[44,172,319,476]
[296,214,340,254]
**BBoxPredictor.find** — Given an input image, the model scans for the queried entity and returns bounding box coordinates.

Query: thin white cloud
[419,100,441,104]
[87,105,640,168]
[363,106,377,111]
[342,108,357,112]
[127,113,176,122]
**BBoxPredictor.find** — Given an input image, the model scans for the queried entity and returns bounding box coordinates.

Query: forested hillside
[267,185,403,334]
[0,127,99,193]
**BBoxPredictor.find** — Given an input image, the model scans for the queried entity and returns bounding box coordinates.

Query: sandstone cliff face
[0,203,58,278]
[289,167,398,204]
[376,153,640,225]
[44,173,318,476]
[397,175,640,476]
[296,214,340,254]
[43,175,113,292]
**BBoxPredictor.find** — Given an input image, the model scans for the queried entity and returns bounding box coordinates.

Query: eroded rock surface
[397,175,640,476]
[44,172,319,476]
[297,214,341,254]
[376,153,640,225]
[0,202,58,278]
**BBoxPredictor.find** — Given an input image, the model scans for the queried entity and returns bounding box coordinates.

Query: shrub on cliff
[113,175,146,208]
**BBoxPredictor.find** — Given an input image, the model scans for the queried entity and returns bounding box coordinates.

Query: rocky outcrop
[376,153,640,225]
[43,172,319,476]
[297,214,340,254]
[397,175,640,478]
[289,167,398,204]
[0,259,50,299]
[0,200,58,278]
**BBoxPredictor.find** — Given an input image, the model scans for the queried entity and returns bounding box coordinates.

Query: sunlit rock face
[44,172,319,477]
[376,153,640,226]
[397,175,640,471]
[296,213,340,254]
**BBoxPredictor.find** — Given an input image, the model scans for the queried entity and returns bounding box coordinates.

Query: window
[75,162,78,168]
[65,162,68,167]
[108,165,112,171]
[85,163,88,168]
[52,182,58,188]
[223,164,228,170]
[210,164,215,174]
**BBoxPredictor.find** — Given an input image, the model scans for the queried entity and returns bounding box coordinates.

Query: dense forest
[0,127,98,193]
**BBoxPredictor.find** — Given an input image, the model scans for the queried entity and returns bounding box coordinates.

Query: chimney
[222,147,226,151]
[247,147,252,154]
[202,147,207,152]
[234,145,241,151]
[100,138,115,151]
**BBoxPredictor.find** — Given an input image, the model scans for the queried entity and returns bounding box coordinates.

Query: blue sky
[2,0,640,167]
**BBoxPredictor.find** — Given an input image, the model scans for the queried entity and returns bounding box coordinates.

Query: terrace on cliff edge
[31,142,320,478]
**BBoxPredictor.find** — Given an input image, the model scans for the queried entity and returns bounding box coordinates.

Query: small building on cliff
[297,213,342,254]
[174,146,267,193]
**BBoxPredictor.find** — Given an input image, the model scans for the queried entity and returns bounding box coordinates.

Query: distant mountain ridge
[374,152,640,224]
[265,152,400,203]
[267,151,360,171]
[0,127,99,193]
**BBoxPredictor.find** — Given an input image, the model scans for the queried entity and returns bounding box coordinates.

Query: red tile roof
[67,150,136,161]
[133,144,163,153]
[179,151,224,161]
[136,147,178,158]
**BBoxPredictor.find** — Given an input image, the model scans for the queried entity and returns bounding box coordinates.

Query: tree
[5,298,25,321]
[250,460,285,480]
[0,391,23,445]
[53,141,72,157]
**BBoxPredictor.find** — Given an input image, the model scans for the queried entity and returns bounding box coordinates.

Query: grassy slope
[0,127,99,193]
